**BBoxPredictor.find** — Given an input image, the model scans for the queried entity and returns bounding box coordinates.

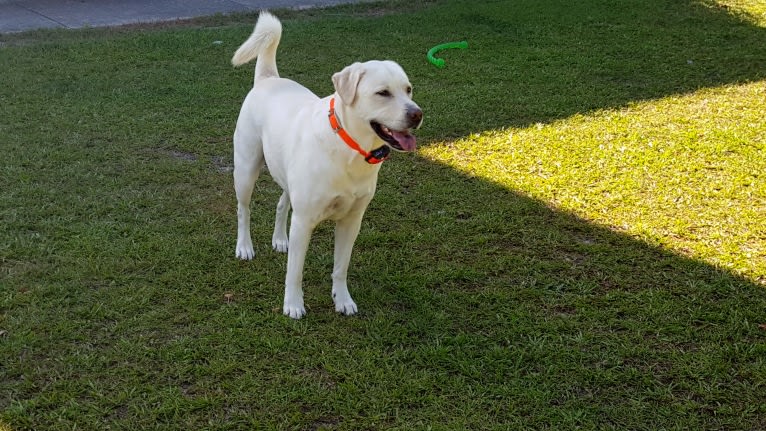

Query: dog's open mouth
[371,122,416,152]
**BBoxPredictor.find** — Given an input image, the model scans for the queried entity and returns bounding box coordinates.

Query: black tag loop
[365,145,390,164]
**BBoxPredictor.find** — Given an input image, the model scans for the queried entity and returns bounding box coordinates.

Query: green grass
[424,83,766,284]
[1,0,766,429]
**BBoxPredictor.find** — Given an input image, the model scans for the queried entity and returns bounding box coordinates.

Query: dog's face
[332,61,422,152]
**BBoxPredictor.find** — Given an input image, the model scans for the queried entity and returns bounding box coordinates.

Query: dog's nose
[407,106,423,128]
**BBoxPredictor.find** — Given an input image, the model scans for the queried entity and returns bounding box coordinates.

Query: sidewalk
[0,0,366,33]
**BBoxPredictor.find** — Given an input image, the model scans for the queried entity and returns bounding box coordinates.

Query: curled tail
[231,11,282,83]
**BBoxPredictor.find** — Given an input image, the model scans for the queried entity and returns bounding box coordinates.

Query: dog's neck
[329,96,389,164]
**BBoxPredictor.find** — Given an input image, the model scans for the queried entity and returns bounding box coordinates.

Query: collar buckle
[328,106,342,133]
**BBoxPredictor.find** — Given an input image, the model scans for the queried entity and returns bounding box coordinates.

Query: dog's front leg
[283,215,314,319]
[332,210,365,315]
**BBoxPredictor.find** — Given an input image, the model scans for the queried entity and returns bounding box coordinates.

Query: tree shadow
[357,153,766,427]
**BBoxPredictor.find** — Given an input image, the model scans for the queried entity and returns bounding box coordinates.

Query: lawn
[1,0,766,429]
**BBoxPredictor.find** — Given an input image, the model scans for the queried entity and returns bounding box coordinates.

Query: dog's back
[231,12,282,84]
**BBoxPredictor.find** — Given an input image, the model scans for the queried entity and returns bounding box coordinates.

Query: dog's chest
[321,191,369,221]
[306,164,380,222]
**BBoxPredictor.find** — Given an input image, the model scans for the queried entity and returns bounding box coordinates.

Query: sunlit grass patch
[421,80,766,283]
[707,0,766,26]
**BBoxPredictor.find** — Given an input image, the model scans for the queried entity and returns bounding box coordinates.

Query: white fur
[231,12,422,319]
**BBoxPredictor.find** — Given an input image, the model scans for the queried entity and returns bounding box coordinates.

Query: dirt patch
[211,155,233,173]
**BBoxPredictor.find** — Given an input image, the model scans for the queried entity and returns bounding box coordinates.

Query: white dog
[231,12,422,319]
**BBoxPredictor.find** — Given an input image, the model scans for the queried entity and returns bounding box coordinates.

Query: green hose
[427,41,468,68]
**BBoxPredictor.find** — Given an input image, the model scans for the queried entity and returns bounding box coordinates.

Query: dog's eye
[376,90,392,97]
[406,86,412,94]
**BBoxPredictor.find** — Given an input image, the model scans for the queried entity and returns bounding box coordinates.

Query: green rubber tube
[427,41,468,68]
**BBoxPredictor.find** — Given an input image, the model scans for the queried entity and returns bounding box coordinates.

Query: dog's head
[332,61,422,152]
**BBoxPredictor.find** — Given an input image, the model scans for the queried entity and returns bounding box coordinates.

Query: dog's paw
[335,300,358,316]
[283,294,305,319]
[333,292,358,316]
[235,241,255,260]
[272,237,288,253]
[283,303,306,319]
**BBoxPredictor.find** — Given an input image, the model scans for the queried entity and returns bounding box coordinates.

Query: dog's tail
[231,11,282,83]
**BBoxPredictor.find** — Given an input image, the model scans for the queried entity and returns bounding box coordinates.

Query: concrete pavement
[0,0,367,33]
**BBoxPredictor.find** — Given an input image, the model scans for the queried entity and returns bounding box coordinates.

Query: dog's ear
[332,63,365,105]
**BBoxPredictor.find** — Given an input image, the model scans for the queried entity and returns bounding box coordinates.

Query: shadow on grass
[357,152,766,427]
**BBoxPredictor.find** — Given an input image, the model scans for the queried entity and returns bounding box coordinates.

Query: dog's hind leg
[233,133,265,260]
[272,191,290,252]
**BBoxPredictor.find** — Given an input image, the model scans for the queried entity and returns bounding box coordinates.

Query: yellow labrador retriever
[231,12,422,319]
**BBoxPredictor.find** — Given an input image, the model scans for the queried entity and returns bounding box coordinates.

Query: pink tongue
[392,131,417,152]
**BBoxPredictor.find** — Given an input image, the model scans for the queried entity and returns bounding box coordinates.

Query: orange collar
[329,97,389,164]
